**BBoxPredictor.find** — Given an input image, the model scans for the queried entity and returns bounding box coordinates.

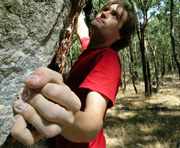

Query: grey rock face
[0,0,83,147]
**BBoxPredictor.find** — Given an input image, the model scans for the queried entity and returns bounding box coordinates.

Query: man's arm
[11,67,108,146]
[61,91,109,142]
[77,13,89,40]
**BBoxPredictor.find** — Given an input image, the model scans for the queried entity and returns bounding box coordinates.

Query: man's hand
[77,13,89,40]
[11,67,81,147]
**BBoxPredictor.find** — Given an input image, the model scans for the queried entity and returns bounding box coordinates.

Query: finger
[22,89,75,125]
[40,83,81,113]
[13,99,62,138]
[25,67,64,89]
[11,114,43,147]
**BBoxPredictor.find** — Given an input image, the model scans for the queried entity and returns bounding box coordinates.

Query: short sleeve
[79,50,121,108]
[80,37,90,52]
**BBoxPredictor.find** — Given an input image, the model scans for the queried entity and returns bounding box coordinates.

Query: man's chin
[90,21,102,30]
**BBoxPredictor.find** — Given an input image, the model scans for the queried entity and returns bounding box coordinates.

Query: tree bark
[161,49,165,77]
[170,0,180,80]
[122,54,126,91]
[133,38,139,78]
[128,38,138,94]
[129,0,152,97]
[128,45,138,94]
[147,36,159,91]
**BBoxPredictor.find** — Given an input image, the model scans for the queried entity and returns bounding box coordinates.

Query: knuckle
[23,104,37,122]
[44,104,75,126]
[31,93,42,106]
[37,67,63,82]
[73,100,81,113]
[44,104,59,121]
[43,126,59,138]
[71,94,81,113]
[44,84,61,98]
[66,112,74,125]
[26,110,35,122]
[36,67,47,72]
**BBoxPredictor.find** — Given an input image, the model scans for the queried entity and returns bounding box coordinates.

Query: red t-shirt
[56,37,121,148]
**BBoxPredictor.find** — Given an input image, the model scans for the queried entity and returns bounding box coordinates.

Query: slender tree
[128,41,138,94]
[129,0,152,96]
[120,53,127,91]
[147,36,159,91]
[170,0,180,80]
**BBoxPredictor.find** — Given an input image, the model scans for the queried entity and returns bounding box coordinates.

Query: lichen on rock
[0,0,84,147]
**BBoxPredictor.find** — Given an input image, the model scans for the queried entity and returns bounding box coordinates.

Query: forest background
[65,0,180,96]
[64,0,180,147]
[0,0,179,147]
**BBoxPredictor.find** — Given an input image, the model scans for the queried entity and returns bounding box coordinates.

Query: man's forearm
[61,110,103,143]
[77,13,89,39]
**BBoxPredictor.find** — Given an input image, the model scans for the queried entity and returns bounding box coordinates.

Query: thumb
[25,67,63,89]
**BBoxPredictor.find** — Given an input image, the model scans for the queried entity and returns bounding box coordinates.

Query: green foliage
[71,34,81,62]
[70,0,180,81]
[93,0,107,9]
[70,0,106,65]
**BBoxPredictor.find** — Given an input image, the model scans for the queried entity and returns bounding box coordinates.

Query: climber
[11,0,137,147]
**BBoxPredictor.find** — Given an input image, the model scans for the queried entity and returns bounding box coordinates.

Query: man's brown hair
[100,0,137,51]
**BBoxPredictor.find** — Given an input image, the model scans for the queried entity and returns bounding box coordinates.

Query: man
[11,0,136,147]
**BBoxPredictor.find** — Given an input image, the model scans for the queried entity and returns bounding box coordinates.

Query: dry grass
[104,75,180,148]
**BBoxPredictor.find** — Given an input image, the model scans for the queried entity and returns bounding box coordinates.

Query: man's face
[91,4,127,42]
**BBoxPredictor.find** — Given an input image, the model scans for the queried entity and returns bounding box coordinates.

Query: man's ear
[116,33,121,40]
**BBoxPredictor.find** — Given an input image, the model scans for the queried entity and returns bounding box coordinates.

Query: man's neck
[86,35,111,50]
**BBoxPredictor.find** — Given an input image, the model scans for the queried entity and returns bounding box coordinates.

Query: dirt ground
[104,75,180,148]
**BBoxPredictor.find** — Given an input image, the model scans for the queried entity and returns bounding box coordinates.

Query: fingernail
[21,88,31,100]
[26,75,41,83]
[14,99,28,112]
[14,115,22,123]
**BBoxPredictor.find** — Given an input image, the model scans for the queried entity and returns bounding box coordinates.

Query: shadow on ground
[104,76,180,148]
[104,107,180,148]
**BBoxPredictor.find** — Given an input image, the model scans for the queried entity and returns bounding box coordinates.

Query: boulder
[0,0,83,147]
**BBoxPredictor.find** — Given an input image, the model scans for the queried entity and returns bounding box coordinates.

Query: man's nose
[100,11,109,19]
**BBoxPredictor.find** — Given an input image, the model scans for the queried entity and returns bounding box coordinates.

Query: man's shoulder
[98,48,119,58]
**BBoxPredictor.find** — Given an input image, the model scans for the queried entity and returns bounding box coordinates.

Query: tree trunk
[161,50,165,77]
[168,56,173,73]
[133,39,139,78]
[0,0,84,147]
[139,35,152,97]
[122,54,126,91]
[132,38,139,78]
[128,39,138,94]
[176,16,180,58]
[143,38,152,96]
[170,0,180,80]
[147,36,159,91]
[129,0,152,97]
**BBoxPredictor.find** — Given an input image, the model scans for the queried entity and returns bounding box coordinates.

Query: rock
[0,0,83,147]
